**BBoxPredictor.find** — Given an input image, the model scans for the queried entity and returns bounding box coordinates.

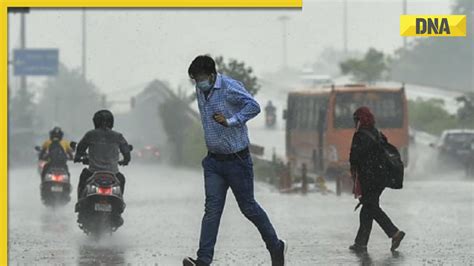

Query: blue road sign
[13,49,59,76]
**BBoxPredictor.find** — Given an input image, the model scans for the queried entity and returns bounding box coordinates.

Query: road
[9,157,474,265]
[8,79,473,265]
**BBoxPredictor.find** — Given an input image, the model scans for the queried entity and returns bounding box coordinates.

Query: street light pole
[82,8,87,80]
[278,16,290,70]
[403,0,407,48]
[20,12,26,93]
[343,0,348,55]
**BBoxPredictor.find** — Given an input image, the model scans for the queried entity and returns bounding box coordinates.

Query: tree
[10,86,35,132]
[37,64,102,138]
[339,48,387,84]
[9,85,36,163]
[312,47,362,77]
[390,0,473,91]
[408,98,458,135]
[158,86,203,166]
[456,93,474,128]
[215,56,261,95]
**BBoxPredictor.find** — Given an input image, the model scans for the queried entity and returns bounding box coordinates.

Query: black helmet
[49,127,63,141]
[93,109,114,129]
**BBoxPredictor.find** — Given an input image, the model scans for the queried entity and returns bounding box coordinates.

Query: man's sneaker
[182,257,209,266]
[349,243,367,253]
[390,231,406,251]
[271,240,287,266]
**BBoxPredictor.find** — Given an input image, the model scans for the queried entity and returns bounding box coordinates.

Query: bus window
[334,92,404,129]
[311,97,328,130]
[287,94,329,130]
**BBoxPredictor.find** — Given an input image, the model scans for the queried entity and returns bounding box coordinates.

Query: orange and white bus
[284,84,409,186]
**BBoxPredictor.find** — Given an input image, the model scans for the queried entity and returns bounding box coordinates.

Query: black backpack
[359,129,404,189]
[47,140,68,164]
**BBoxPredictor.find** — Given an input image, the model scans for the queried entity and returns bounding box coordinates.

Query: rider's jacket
[75,128,130,173]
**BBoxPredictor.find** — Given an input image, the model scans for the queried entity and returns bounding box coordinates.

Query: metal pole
[282,19,287,69]
[278,16,289,70]
[54,96,59,122]
[82,8,87,80]
[343,0,348,55]
[403,0,407,48]
[302,163,308,195]
[20,13,26,93]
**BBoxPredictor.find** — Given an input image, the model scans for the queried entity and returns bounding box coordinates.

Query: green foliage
[9,85,36,163]
[10,86,35,131]
[456,93,474,128]
[215,56,261,95]
[313,47,362,77]
[339,48,388,84]
[408,98,458,135]
[390,0,473,91]
[181,122,207,168]
[159,95,195,164]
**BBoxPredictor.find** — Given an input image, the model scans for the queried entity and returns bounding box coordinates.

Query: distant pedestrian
[349,106,405,253]
[183,55,287,266]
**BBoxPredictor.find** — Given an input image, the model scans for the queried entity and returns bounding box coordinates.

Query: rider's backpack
[47,140,68,164]
[359,129,404,189]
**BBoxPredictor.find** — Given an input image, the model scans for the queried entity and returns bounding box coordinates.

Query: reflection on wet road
[78,244,126,265]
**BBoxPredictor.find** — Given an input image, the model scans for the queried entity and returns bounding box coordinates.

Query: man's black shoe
[182,257,209,266]
[271,240,287,266]
[349,243,368,253]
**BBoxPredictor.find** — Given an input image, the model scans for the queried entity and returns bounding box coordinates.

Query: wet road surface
[9,160,474,265]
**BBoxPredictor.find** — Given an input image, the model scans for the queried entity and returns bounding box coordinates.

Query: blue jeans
[197,154,280,264]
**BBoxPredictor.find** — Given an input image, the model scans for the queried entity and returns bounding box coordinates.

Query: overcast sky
[8,0,454,98]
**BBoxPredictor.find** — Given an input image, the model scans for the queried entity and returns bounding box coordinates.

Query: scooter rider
[39,127,74,180]
[74,110,131,202]
[265,100,276,115]
[265,100,277,127]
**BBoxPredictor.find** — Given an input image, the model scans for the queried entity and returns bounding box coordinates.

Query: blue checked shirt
[196,74,261,154]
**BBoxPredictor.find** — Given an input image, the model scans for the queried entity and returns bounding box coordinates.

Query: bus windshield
[334,91,404,129]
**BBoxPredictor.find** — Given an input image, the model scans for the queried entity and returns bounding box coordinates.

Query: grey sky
[8,0,453,98]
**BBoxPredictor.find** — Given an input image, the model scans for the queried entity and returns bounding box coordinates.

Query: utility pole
[20,12,26,95]
[343,0,348,55]
[403,0,407,48]
[278,16,289,70]
[54,96,59,122]
[16,10,35,162]
[82,8,87,80]
[18,12,33,131]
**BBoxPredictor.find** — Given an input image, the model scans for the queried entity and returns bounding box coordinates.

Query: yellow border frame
[1,0,301,265]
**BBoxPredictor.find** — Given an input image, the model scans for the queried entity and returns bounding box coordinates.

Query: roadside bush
[408,98,458,135]
[181,122,207,168]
